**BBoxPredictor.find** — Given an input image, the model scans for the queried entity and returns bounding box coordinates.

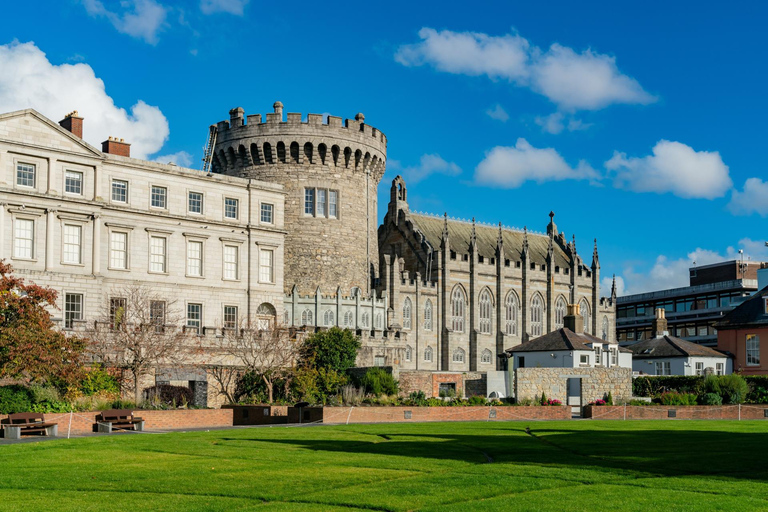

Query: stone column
[0,202,6,258]
[45,208,57,271]
[92,213,101,275]
[46,158,57,195]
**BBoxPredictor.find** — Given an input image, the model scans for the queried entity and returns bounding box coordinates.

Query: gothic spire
[523,226,529,254]
[442,212,449,238]
[591,238,600,270]
[497,222,503,246]
[470,217,477,247]
[611,274,617,300]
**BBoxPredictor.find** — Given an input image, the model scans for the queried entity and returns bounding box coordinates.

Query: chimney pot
[102,137,131,157]
[563,303,584,334]
[59,111,84,138]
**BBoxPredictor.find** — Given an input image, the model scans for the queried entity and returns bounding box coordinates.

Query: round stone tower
[212,102,387,296]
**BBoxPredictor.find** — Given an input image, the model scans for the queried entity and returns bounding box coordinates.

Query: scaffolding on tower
[201,125,218,176]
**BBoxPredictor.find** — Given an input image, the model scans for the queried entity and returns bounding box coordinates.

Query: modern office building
[617,260,766,347]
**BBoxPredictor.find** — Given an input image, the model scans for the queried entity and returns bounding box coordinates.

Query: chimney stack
[101,136,131,157]
[59,111,83,138]
[652,308,669,338]
[564,303,584,334]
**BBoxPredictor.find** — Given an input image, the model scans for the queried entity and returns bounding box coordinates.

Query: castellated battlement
[212,102,387,177]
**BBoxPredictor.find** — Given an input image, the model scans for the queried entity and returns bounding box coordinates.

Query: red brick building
[717,287,768,375]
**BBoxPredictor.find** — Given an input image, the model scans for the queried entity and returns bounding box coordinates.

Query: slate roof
[409,213,572,268]
[628,335,727,359]
[718,286,768,329]
[507,328,629,353]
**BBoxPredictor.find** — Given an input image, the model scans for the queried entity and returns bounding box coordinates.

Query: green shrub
[633,376,704,397]
[627,399,652,406]
[0,386,33,414]
[718,374,748,404]
[659,391,698,406]
[605,391,614,406]
[299,327,361,373]
[540,392,548,405]
[360,367,398,397]
[699,393,723,406]
[29,384,61,404]
[745,376,768,403]
[467,395,488,406]
[80,367,120,396]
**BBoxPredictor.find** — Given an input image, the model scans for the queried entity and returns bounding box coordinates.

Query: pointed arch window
[531,295,543,337]
[505,293,518,336]
[403,297,412,329]
[602,315,609,341]
[479,290,492,334]
[361,312,370,328]
[451,286,466,332]
[452,347,465,363]
[481,349,493,364]
[555,297,567,329]
[324,310,335,326]
[405,345,413,362]
[301,309,313,326]
[343,311,354,327]
[424,299,433,330]
[580,299,590,334]
[424,346,433,362]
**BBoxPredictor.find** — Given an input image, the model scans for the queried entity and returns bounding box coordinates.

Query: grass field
[1,420,767,511]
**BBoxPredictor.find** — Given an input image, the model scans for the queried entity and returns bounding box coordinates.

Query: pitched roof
[718,286,768,329]
[628,335,727,359]
[408,213,573,267]
[507,328,621,353]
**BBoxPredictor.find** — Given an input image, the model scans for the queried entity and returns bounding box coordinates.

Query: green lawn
[1,420,767,511]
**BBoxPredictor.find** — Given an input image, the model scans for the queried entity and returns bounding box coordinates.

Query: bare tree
[87,284,191,403]
[204,364,241,404]
[221,321,299,403]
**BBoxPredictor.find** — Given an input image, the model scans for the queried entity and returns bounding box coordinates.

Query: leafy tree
[299,327,361,373]
[0,261,85,386]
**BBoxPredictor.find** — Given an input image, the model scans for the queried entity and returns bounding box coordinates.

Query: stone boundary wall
[584,404,768,420]
[35,409,234,436]
[318,406,570,424]
[515,367,632,404]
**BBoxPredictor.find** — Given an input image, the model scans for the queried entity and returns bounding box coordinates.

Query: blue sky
[1,1,767,295]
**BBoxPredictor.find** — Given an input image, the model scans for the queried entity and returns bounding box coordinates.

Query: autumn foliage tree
[0,261,85,386]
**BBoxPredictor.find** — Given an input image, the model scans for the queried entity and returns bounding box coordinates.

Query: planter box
[583,404,768,420]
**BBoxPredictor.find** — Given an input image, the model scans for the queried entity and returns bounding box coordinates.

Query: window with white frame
[402,297,412,329]
[580,354,590,365]
[301,309,313,325]
[223,305,238,330]
[150,300,165,333]
[224,197,238,219]
[317,189,327,217]
[259,248,274,283]
[716,362,724,375]
[424,299,433,330]
[361,311,369,328]
[595,347,601,365]
[65,171,83,195]
[329,191,338,218]
[747,334,760,366]
[109,231,128,269]
[16,163,35,188]
[187,303,202,334]
[405,345,412,362]
[304,188,315,215]
[260,203,273,223]
[187,240,203,276]
[374,355,385,367]
[530,295,543,337]
[149,236,167,273]
[505,292,518,335]
[695,362,704,375]
[375,313,382,329]
[451,286,465,332]
[257,304,275,331]
[151,186,167,209]
[188,192,203,214]
[304,187,339,218]
[111,180,128,202]
[452,347,465,363]
[555,297,566,329]
[655,361,671,375]
[324,309,335,326]
[110,297,126,330]
[62,224,82,264]
[13,219,34,259]
[64,293,83,329]
[343,310,354,327]
[481,349,493,364]
[223,245,239,280]
[611,349,618,366]
[479,289,492,334]
[424,346,433,362]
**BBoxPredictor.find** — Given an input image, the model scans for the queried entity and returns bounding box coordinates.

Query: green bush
[699,393,723,406]
[659,391,698,406]
[299,327,361,373]
[605,391,614,406]
[360,368,398,396]
[633,376,704,397]
[718,374,748,404]
[80,367,120,396]
[467,395,488,406]
[745,376,768,403]
[540,392,548,405]
[0,385,33,414]
[29,384,61,404]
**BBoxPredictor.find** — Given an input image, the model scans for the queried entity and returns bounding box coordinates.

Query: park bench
[96,409,145,433]
[1,412,58,440]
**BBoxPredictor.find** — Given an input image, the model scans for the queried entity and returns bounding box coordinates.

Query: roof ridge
[410,210,546,236]
[663,336,692,357]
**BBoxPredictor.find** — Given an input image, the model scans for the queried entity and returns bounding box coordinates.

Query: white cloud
[395,28,654,111]
[475,138,598,188]
[396,154,461,183]
[728,178,768,217]
[154,150,193,167]
[200,0,250,15]
[606,140,732,199]
[0,41,169,159]
[82,0,168,44]
[535,112,566,134]
[486,104,509,122]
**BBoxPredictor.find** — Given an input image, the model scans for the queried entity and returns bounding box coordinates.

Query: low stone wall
[584,404,768,420]
[515,367,632,404]
[318,405,570,424]
[38,408,233,436]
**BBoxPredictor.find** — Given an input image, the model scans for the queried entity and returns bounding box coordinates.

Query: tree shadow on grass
[219,426,768,481]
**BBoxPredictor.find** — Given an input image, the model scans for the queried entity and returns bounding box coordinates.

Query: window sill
[185,274,205,279]
[11,257,38,262]
[61,262,85,267]
[148,271,169,276]
[108,267,131,272]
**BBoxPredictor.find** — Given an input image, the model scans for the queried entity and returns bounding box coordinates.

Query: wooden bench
[96,409,145,433]
[1,412,58,440]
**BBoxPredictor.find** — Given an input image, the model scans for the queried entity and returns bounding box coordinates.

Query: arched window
[405,345,412,362]
[277,141,286,163]
[301,309,313,326]
[375,313,382,329]
[580,299,590,334]
[283,310,290,326]
[256,303,276,331]
[361,312,370,328]
[424,346,433,362]
[451,286,466,332]
[505,292,518,335]
[324,310,335,326]
[424,299,433,330]
[481,349,493,364]
[479,289,492,334]
[530,295,543,337]
[343,311,354,327]
[402,297,412,329]
[452,347,465,363]
[602,315,609,341]
[555,296,566,329]
[262,143,273,164]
